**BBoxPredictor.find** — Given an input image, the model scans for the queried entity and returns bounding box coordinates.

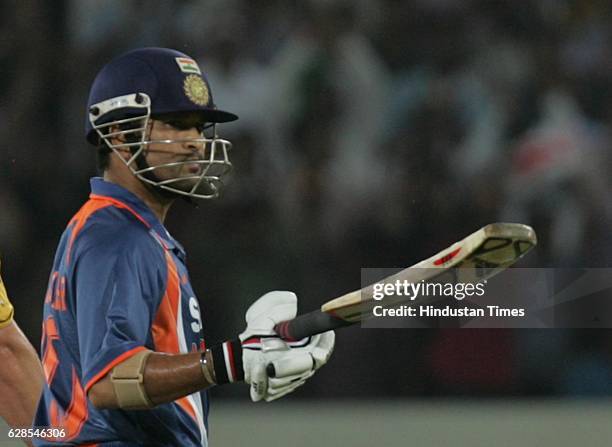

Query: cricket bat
[274,223,537,341]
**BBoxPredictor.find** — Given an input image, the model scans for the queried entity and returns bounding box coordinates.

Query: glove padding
[239,291,335,402]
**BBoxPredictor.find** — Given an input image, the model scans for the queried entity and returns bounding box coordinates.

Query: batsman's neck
[103,167,173,224]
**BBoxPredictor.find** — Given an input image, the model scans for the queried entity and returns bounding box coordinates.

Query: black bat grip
[267,310,351,377]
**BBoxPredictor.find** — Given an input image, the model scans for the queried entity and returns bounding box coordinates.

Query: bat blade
[274,223,537,340]
[322,222,536,322]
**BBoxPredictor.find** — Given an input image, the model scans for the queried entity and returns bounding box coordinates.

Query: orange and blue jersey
[34,178,210,446]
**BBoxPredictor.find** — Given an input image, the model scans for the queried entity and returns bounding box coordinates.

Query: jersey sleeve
[0,261,14,329]
[75,234,167,393]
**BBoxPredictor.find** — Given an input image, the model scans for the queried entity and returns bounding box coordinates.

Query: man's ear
[107,126,133,161]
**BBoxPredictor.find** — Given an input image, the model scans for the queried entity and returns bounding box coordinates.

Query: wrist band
[200,350,215,385]
[210,339,244,384]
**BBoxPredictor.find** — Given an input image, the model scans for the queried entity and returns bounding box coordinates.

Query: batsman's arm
[87,351,214,409]
[88,292,335,409]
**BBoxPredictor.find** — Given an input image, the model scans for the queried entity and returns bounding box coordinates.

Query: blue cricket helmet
[85,47,238,145]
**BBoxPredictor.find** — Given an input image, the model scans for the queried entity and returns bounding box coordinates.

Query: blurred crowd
[3,0,612,399]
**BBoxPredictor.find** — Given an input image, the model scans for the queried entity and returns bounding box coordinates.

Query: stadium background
[3,0,612,445]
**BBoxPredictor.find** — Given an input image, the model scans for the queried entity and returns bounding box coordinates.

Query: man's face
[144,113,212,193]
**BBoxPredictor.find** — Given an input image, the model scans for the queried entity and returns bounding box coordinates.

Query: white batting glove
[208,291,335,402]
[249,331,334,402]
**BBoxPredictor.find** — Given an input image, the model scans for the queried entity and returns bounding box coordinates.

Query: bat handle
[273,320,298,341]
[274,310,351,340]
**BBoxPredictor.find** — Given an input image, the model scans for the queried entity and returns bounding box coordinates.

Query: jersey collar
[89,177,186,258]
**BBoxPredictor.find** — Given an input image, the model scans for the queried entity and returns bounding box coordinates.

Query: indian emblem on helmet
[184,75,209,106]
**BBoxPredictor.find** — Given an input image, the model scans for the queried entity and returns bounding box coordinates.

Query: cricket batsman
[0,261,44,446]
[33,47,334,446]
